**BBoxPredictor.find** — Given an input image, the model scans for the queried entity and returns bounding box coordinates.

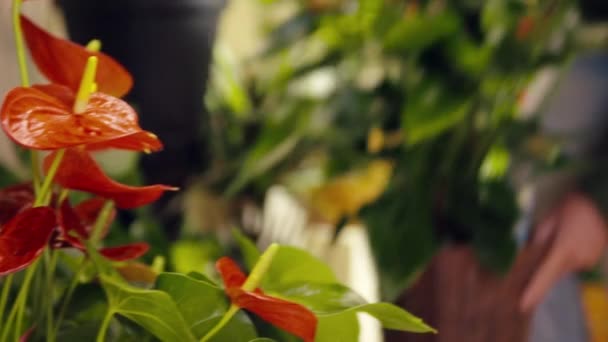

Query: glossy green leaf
[320,303,435,333]
[315,311,359,342]
[248,339,277,342]
[156,272,257,341]
[270,282,366,314]
[232,227,261,271]
[101,276,196,342]
[263,246,337,290]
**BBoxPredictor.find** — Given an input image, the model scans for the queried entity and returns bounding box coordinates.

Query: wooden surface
[386,244,550,342]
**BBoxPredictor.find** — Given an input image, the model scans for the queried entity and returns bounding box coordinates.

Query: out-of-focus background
[3,0,608,341]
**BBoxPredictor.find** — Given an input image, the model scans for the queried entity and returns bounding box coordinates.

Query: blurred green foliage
[204,0,581,299]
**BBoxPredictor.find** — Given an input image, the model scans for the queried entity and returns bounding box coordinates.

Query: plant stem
[45,251,59,342]
[90,201,114,244]
[96,311,114,342]
[199,243,280,342]
[0,260,39,342]
[12,0,29,87]
[54,259,86,336]
[34,149,65,207]
[0,275,14,328]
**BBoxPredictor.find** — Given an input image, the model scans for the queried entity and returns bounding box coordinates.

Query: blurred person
[523,51,608,341]
[56,0,225,237]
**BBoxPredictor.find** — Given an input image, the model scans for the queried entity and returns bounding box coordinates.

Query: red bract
[216,257,317,342]
[44,148,177,209]
[0,183,34,225]
[57,200,149,261]
[0,84,162,152]
[0,207,56,276]
[20,15,132,98]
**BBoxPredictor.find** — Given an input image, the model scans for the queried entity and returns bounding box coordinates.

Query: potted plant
[0,0,434,340]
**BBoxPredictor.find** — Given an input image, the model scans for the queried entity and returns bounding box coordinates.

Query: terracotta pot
[386,244,550,342]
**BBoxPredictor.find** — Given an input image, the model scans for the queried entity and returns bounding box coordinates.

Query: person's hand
[520,192,608,312]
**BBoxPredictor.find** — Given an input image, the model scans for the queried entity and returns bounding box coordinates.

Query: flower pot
[386,243,550,342]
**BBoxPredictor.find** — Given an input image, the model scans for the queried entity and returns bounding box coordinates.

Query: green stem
[34,149,65,207]
[12,0,29,87]
[54,259,87,335]
[96,311,114,342]
[0,260,39,342]
[199,243,280,342]
[45,251,58,342]
[90,201,114,244]
[30,151,41,197]
[0,275,14,328]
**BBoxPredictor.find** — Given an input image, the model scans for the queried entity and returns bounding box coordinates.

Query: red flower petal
[0,183,34,227]
[85,131,163,152]
[227,287,317,342]
[44,148,177,209]
[20,15,132,98]
[216,257,248,288]
[1,85,162,152]
[0,207,56,276]
[99,243,149,261]
[74,197,116,239]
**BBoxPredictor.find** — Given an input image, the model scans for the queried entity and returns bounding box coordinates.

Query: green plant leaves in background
[101,276,196,342]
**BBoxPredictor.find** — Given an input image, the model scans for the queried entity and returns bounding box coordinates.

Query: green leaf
[263,246,337,290]
[270,282,366,314]
[248,339,277,342]
[101,276,196,342]
[156,272,257,341]
[384,12,460,52]
[402,81,473,145]
[315,311,359,342]
[320,303,435,333]
[232,228,261,271]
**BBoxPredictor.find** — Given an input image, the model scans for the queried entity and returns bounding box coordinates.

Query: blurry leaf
[169,240,222,274]
[358,0,384,34]
[479,145,511,181]
[362,182,437,300]
[248,339,277,342]
[402,82,472,145]
[473,180,518,272]
[156,272,257,340]
[225,102,312,196]
[311,159,393,223]
[101,276,196,342]
[232,228,261,271]
[264,246,337,290]
[270,282,366,314]
[384,12,460,52]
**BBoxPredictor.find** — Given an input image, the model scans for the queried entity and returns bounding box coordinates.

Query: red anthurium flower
[216,257,317,342]
[0,183,35,225]
[0,207,56,276]
[56,200,149,262]
[0,84,162,152]
[20,15,132,98]
[44,148,176,209]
